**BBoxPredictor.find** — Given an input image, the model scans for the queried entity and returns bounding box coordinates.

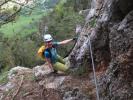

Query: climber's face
[46,41,52,48]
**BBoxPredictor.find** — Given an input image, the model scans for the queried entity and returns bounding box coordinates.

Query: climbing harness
[88,35,100,100]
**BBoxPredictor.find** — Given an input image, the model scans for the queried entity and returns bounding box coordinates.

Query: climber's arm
[58,37,77,45]
[46,58,54,71]
[58,39,73,45]
[44,51,54,71]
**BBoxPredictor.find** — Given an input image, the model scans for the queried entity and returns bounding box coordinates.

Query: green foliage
[8,34,43,67]
[55,0,66,16]
[44,0,59,9]
[0,33,44,73]
[0,0,49,37]
[0,41,15,69]
[0,72,8,84]
[72,59,89,76]
[0,0,51,72]
[40,0,84,57]
[0,14,44,38]
[0,0,90,73]
[0,67,9,84]
[74,66,86,76]
[89,17,96,27]
[12,39,35,66]
[64,0,91,11]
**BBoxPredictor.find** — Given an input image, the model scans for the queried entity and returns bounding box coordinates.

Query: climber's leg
[53,62,68,72]
[57,55,65,64]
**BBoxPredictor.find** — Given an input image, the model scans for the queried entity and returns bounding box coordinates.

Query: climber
[43,34,77,73]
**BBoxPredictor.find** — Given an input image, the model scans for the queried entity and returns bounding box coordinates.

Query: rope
[64,22,89,58]
[64,1,100,98]
[88,35,100,100]
[74,21,100,99]
[80,6,100,99]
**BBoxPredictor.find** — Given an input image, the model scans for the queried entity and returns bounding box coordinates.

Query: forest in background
[0,0,90,83]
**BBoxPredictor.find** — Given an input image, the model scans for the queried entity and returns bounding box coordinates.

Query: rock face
[69,0,133,99]
[0,65,90,100]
